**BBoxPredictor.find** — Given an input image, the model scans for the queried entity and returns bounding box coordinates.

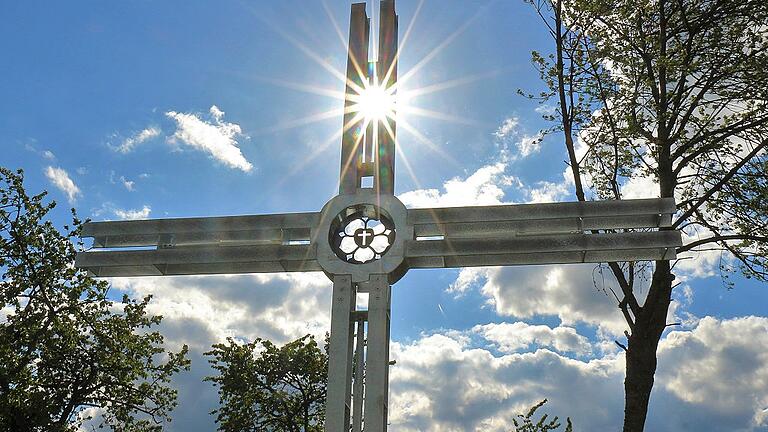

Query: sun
[353,82,396,123]
[248,0,491,181]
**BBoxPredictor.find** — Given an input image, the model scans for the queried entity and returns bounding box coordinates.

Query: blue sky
[2,1,767,431]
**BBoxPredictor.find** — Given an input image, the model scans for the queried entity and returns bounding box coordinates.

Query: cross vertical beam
[363,275,392,432]
[325,275,356,431]
[340,3,370,195]
[351,318,366,432]
[376,0,398,195]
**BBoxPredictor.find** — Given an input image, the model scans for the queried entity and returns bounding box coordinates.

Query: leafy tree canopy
[523,0,768,429]
[205,335,327,432]
[0,167,190,432]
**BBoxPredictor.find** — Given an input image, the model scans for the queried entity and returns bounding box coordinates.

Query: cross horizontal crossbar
[75,243,320,277]
[75,198,680,277]
[82,212,318,248]
[409,197,675,238]
[406,231,681,268]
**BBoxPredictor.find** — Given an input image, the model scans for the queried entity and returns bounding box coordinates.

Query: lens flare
[354,83,396,123]
[241,0,488,182]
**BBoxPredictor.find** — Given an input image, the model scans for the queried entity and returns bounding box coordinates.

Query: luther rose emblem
[331,211,395,264]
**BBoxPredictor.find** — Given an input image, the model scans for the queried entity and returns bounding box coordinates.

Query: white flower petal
[370,235,389,253]
[344,218,365,235]
[370,220,386,235]
[354,247,375,263]
[340,236,357,254]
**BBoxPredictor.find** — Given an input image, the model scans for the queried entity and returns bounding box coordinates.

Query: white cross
[74,2,681,431]
[355,228,372,247]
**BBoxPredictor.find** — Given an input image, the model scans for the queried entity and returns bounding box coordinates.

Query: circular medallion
[314,191,412,283]
[330,207,395,264]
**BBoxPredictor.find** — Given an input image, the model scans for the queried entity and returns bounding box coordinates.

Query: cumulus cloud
[97,265,767,432]
[165,106,252,172]
[525,179,571,203]
[107,273,333,431]
[656,316,768,429]
[398,162,518,208]
[388,332,623,431]
[114,126,161,154]
[450,264,632,337]
[621,171,659,199]
[44,166,81,204]
[675,230,725,280]
[111,273,331,349]
[474,322,592,356]
[388,316,768,431]
[113,205,151,220]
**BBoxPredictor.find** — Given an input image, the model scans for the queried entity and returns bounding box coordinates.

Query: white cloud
[113,205,151,220]
[474,322,592,356]
[42,150,56,160]
[114,126,161,154]
[517,132,544,157]
[388,332,623,431]
[525,179,570,203]
[398,162,518,208]
[387,316,768,431]
[449,265,633,337]
[493,116,519,139]
[535,104,557,116]
[675,230,724,280]
[621,172,659,199]
[111,273,331,350]
[165,105,252,172]
[76,407,107,432]
[656,316,768,429]
[108,273,333,431]
[99,266,767,432]
[44,166,81,204]
[493,117,543,158]
[119,176,135,192]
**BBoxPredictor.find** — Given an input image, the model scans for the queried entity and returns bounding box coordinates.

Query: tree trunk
[622,260,674,432]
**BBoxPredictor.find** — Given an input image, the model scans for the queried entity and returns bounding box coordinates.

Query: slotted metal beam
[410,198,676,222]
[363,274,390,432]
[375,0,397,195]
[326,275,356,432]
[75,243,320,277]
[405,231,681,269]
[409,198,675,239]
[82,212,318,248]
[339,3,370,195]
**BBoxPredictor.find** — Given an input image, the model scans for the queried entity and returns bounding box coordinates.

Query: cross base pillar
[325,274,392,432]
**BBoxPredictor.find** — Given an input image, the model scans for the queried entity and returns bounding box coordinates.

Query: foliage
[205,335,328,432]
[0,167,190,432]
[524,0,768,430]
[528,0,768,275]
[511,399,573,432]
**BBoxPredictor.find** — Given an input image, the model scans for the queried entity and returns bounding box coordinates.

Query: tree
[0,167,190,432]
[205,335,328,432]
[511,399,573,432]
[524,0,768,430]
